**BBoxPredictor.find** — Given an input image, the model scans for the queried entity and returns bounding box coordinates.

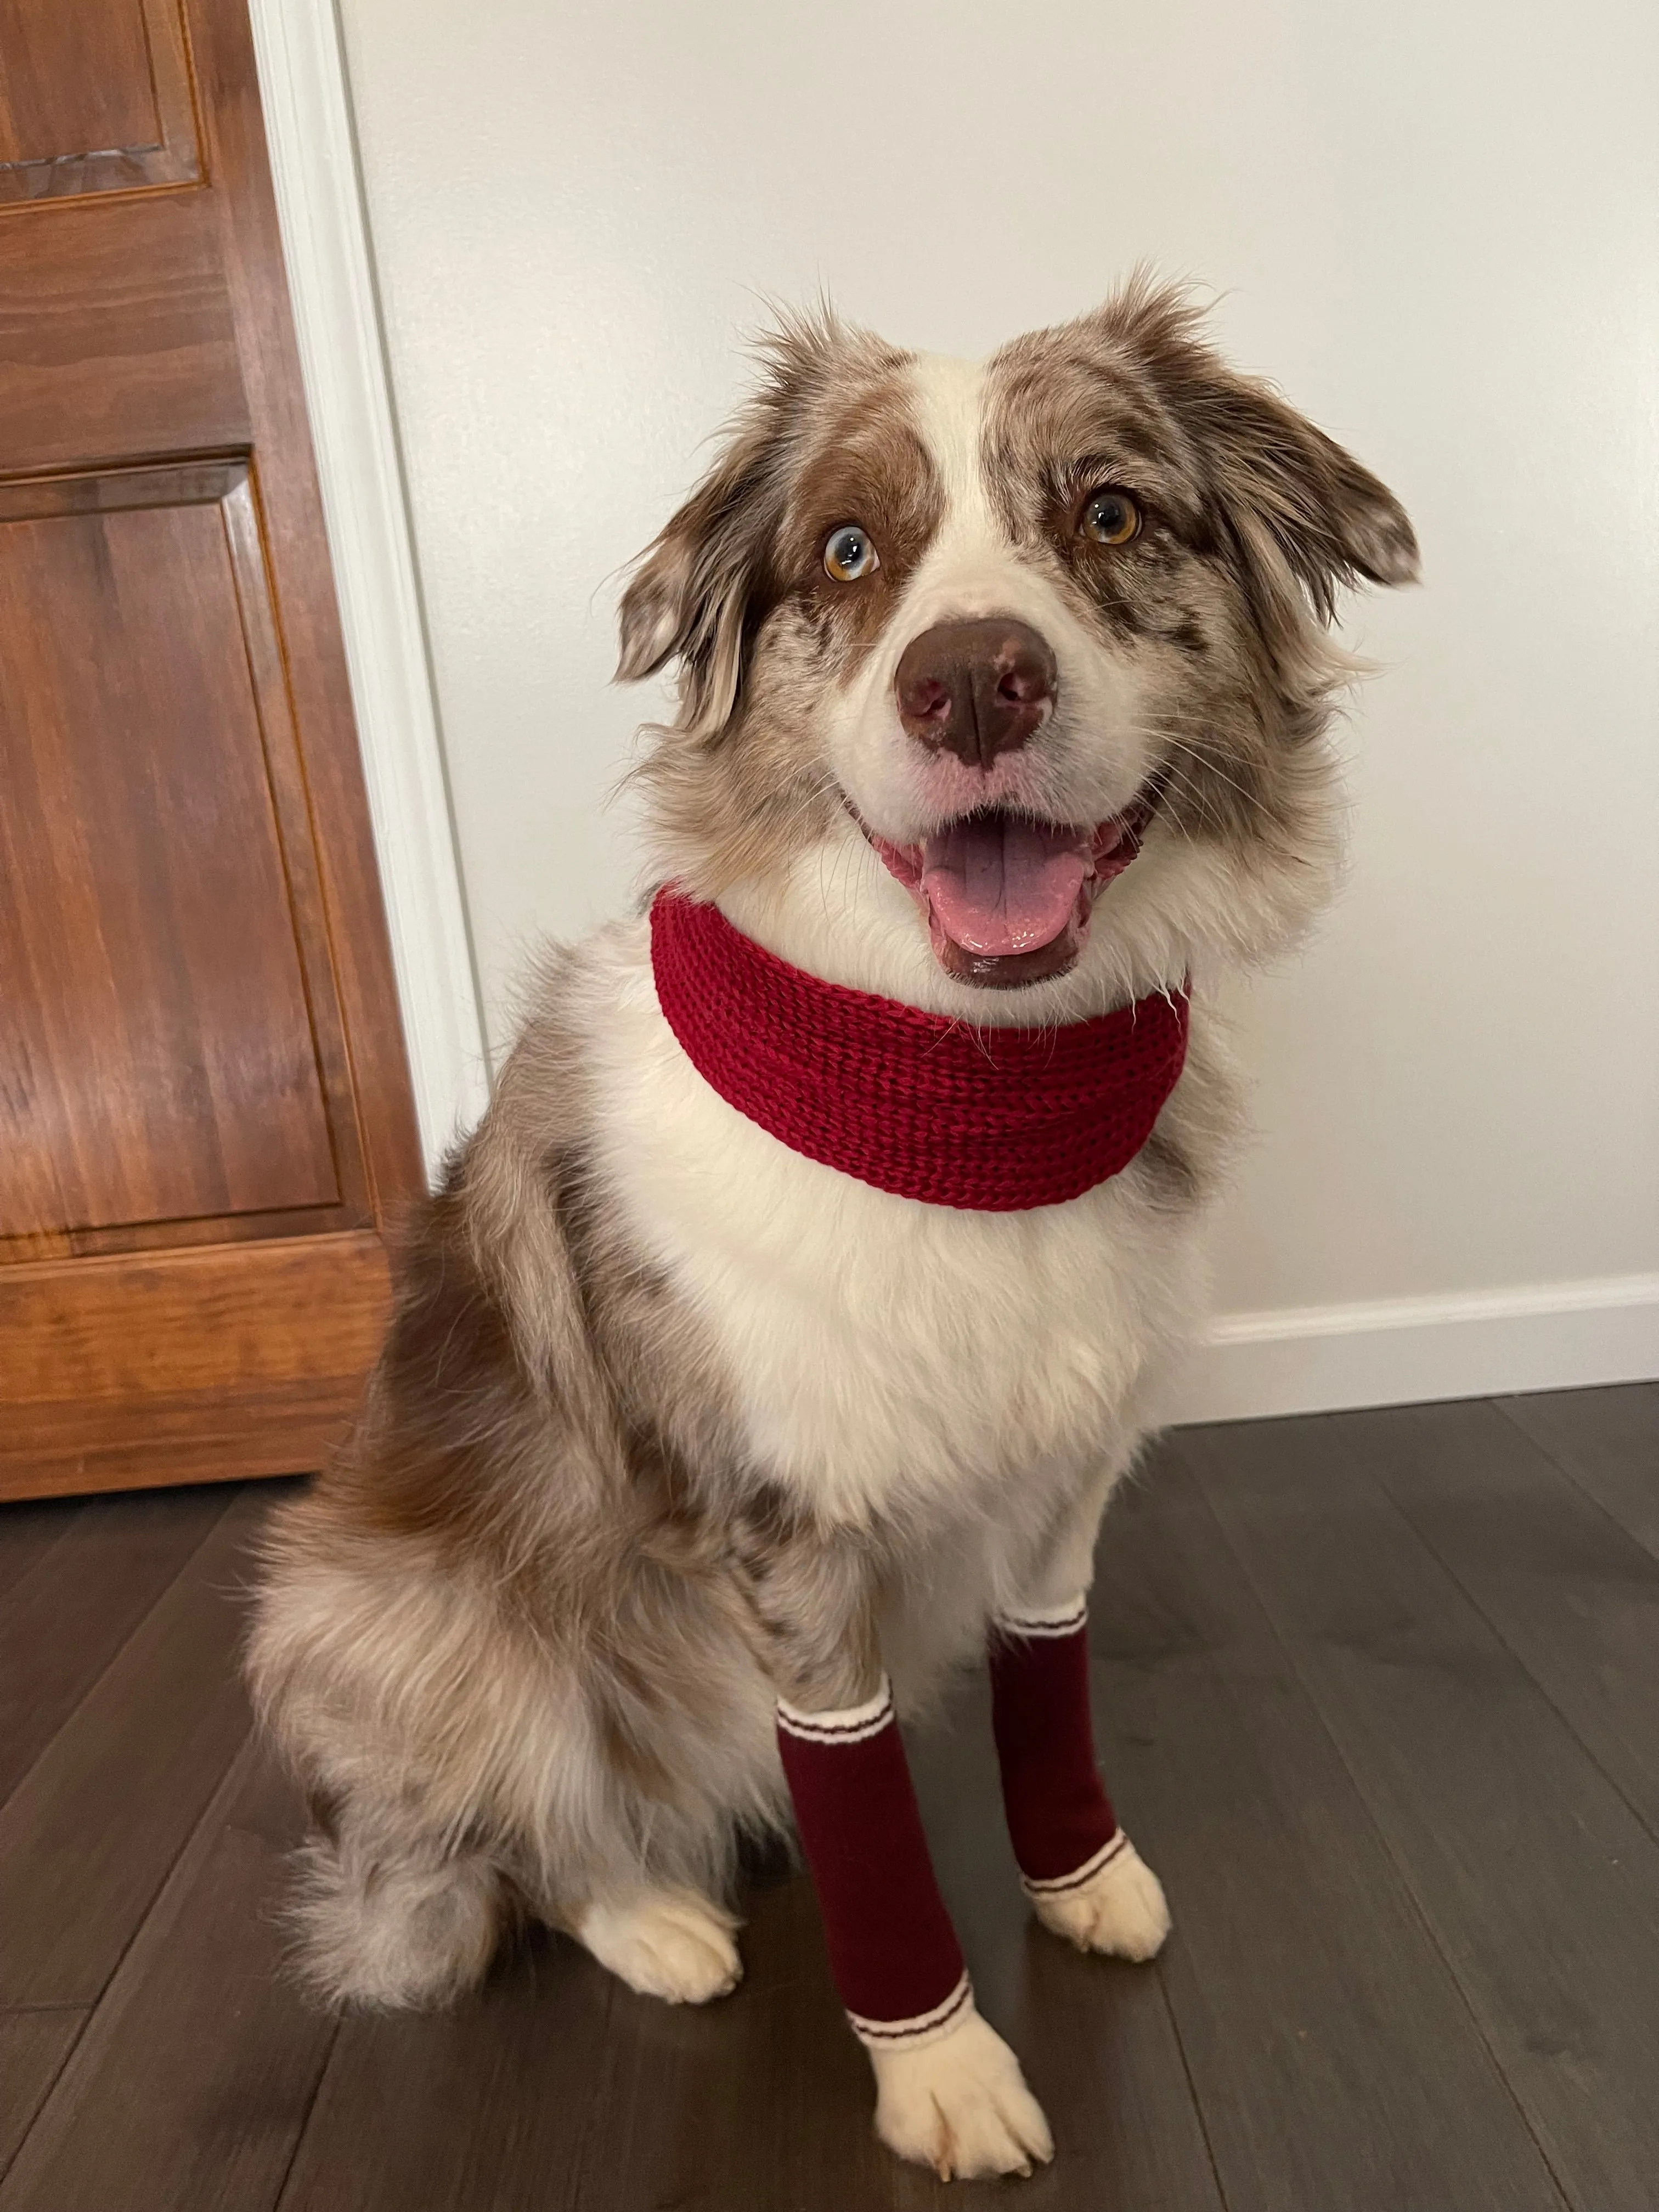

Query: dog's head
[619,277,1416,1007]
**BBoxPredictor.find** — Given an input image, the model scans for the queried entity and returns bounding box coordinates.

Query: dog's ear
[616,308,850,738]
[614,418,779,740]
[1099,276,1418,634]
[1194,375,1419,624]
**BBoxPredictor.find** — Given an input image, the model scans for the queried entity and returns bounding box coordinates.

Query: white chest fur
[583,923,1209,1537]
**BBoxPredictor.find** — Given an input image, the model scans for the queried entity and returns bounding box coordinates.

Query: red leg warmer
[776,1679,970,2049]
[988,1597,1126,1896]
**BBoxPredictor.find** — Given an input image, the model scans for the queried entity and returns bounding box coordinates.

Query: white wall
[334,0,1659,1413]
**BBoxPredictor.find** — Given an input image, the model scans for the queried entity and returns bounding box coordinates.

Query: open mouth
[861,790,1159,988]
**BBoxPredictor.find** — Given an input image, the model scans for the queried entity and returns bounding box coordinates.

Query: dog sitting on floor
[247,275,1415,2180]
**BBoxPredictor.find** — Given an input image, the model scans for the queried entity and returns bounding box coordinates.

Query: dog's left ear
[616,307,853,738]
[1196,374,1419,624]
[1099,278,1418,631]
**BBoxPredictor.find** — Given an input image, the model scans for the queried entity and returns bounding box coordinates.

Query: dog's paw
[1030,1833,1170,1961]
[869,2003,1053,2181]
[576,1888,742,2004]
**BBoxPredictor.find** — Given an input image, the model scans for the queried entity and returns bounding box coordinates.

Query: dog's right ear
[614,421,778,740]
[616,308,849,739]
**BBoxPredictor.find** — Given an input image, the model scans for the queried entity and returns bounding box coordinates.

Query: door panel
[0,465,345,1244]
[0,0,200,200]
[1,1234,393,1497]
[0,0,424,1497]
[0,195,244,472]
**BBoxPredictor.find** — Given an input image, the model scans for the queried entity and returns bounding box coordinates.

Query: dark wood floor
[2,1384,1656,2211]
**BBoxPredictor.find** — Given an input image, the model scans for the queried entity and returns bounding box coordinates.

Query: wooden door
[0,0,426,1499]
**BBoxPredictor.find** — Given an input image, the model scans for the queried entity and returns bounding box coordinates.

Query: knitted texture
[989,1604,1121,1889]
[650,890,1189,1212]
[776,1683,969,2045]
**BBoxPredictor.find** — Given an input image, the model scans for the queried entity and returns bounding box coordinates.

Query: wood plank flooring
[1,1384,1654,2210]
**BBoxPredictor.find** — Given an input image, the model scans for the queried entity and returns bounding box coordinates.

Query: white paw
[575,1888,743,2004]
[1030,1835,1170,1961]
[869,2002,1053,2181]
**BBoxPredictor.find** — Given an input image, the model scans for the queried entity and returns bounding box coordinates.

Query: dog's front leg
[988,1471,1170,1961]
[741,1525,1052,2181]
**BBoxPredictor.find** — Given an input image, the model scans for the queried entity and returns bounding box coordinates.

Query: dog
[247,274,1416,2180]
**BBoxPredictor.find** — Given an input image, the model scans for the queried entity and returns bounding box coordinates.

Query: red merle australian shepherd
[250,276,1415,2179]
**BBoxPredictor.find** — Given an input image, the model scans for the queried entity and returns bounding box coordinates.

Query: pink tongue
[921,816,1091,956]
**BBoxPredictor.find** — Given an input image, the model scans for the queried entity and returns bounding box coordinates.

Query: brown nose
[895,617,1057,769]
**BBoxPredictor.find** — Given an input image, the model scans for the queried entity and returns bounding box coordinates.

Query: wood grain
[1349,1396,1659,1838]
[1181,1410,1659,2211]
[2,1234,388,1401]
[276,1940,616,2212]
[0,0,157,162]
[1,1383,372,1498]
[0,478,340,1240]
[0,2011,84,2179]
[0,0,199,201]
[1090,1443,1564,2212]
[570,1872,913,2212]
[0,193,240,473]
[0,1487,272,2007]
[0,0,422,1498]
[0,1235,389,1499]
[0,1496,81,1609]
[0,1484,229,1804]
[0,1741,336,2212]
[0,456,376,1255]
[1499,1383,1659,1562]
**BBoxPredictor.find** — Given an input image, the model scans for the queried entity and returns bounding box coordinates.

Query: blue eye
[823,524,879,582]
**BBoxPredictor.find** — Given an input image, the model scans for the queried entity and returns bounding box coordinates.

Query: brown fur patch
[616,307,912,729]
[784,390,944,664]
[620,314,947,902]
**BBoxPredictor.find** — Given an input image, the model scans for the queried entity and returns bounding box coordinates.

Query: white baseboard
[1160,1272,1659,1426]
[249,0,491,1177]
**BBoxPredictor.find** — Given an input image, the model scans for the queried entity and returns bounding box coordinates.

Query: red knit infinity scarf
[649,890,1189,1212]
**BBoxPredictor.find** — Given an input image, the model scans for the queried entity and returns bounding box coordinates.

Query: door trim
[245,0,489,1181]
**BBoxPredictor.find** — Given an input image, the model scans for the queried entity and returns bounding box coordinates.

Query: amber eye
[823,524,879,582]
[1079,488,1141,546]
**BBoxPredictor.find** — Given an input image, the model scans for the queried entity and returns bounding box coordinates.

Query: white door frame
[247,0,490,1180]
